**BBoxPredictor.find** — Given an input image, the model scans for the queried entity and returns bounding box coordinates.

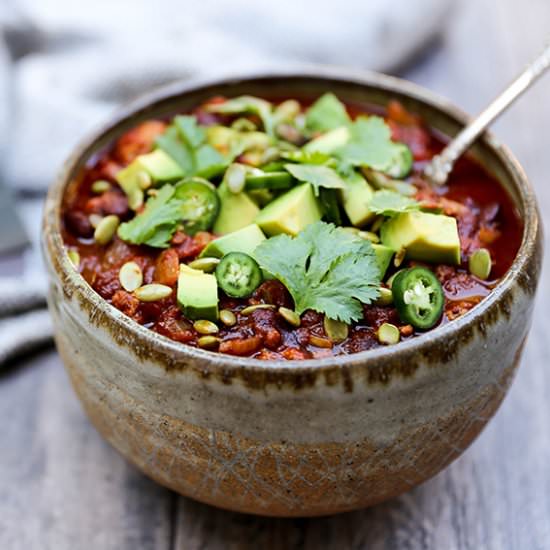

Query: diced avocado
[116,150,184,210]
[213,182,260,234]
[303,126,350,154]
[372,244,394,278]
[380,211,461,265]
[177,264,219,321]
[254,183,322,236]
[338,171,375,227]
[200,224,266,258]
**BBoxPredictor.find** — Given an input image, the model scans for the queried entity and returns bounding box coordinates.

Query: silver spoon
[424,41,550,186]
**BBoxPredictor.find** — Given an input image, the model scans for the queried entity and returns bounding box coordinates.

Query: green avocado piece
[200,224,266,258]
[372,244,394,278]
[254,183,322,236]
[338,171,375,227]
[303,126,350,154]
[213,182,260,235]
[177,264,219,321]
[380,211,461,265]
[116,150,184,210]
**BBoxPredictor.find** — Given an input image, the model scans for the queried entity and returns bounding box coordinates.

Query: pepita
[240,304,276,316]
[94,215,120,245]
[323,316,349,343]
[224,163,247,194]
[91,180,111,194]
[309,334,333,348]
[134,283,172,302]
[373,287,394,306]
[393,246,407,268]
[278,307,301,327]
[377,323,400,345]
[193,319,219,335]
[469,248,492,280]
[188,257,220,273]
[119,261,143,292]
[67,249,80,268]
[89,213,103,228]
[219,309,237,327]
[137,170,153,190]
[197,335,221,350]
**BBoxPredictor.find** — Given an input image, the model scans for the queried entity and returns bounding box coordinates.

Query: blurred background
[1,0,549,549]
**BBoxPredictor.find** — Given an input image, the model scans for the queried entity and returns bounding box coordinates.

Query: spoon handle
[425,41,550,186]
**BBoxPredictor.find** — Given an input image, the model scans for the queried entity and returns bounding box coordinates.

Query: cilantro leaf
[205,96,275,136]
[155,116,227,179]
[305,93,351,132]
[117,184,183,248]
[284,163,346,196]
[335,116,412,176]
[254,221,381,323]
[369,190,420,217]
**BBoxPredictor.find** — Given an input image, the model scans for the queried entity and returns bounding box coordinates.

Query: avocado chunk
[213,183,260,235]
[254,183,322,236]
[177,264,219,321]
[116,150,184,210]
[303,126,350,154]
[380,211,461,265]
[372,244,394,278]
[338,171,375,227]
[200,224,266,258]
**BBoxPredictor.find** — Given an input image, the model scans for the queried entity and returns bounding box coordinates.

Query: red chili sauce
[61,99,523,360]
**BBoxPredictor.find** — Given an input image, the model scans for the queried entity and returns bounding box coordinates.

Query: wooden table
[1,1,549,548]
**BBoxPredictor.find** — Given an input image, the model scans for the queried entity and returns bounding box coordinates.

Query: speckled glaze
[42,69,543,517]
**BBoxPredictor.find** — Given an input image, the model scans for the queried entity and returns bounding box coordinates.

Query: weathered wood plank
[0,351,173,550]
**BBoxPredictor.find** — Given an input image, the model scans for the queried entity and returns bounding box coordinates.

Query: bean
[278,307,301,327]
[119,261,143,292]
[323,316,349,343]
[219,309,237,327]
[469,248,492,280]
[134,283,172,302]
[94,215,120,245]
[193,320,219,335]
[91,180,111,194]
[377,323,400,345]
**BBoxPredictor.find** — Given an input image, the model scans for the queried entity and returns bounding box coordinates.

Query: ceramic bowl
[42,69,543,517]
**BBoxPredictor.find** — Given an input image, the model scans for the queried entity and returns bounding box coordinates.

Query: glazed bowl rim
[43,66,539,374]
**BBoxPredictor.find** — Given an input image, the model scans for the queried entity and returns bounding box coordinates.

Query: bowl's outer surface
[43,69,543,517]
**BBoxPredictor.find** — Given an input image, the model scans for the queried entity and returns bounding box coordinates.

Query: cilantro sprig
[254,221,381,323]
[284,163,346,196]
[117,184,183,248]
[305,93,351,132]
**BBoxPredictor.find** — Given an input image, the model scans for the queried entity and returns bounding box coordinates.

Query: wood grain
[1,0,549,548]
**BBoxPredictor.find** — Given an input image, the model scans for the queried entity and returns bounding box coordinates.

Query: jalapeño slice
[391,267,444,330]
[174,177,220,235]
[215,252,263,298]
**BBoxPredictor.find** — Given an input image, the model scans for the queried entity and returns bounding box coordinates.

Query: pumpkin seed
[119,261,143,292]
[377,323,400,345]
[393,246,407,268]
[373,287,394,306]
[219,309,237,327]
[188,257,221,273]
[94,215,120,245]
[128,188,144,210]
[357,230,380,243]
[240,304,276,316]
[469,248,492,280]
[91,180,111,194]
[278,307,301,327]
[197,335,221,350]
[137,170,153,190]
[89,213,103,228]
[323,316,349,343]
[67,249,80,268]
[309,334,333,348]
[193,319,219,335]
[370,215,385,233]
[134,283,172,302]
[386,269,406,288]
